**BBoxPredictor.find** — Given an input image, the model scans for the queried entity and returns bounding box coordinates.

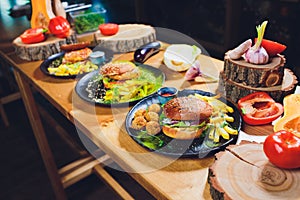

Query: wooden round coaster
[94,24,156,53]
[13,31,77,61]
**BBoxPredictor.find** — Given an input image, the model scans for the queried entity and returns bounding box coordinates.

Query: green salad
[86,66,164,104]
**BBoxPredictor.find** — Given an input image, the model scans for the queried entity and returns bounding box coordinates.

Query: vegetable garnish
[74,11,105,34]
[86,65,163,104]
[184,60,201,80]
[20,28,47,44]
[99,23,119,36]
[228,39,252,60]
[237,92,283,125]
[244,21,269,64]
[255,38,287,57]
[263,130,300,169]
[48,60,98,76]
[48,16,70,38]
[273,94,300,137]
[184,60,218,83]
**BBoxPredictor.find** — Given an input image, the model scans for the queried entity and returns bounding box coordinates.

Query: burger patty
[100,62,136,76]
[100,61,140,80]
[63,47,92,63]
[163,96,213,121]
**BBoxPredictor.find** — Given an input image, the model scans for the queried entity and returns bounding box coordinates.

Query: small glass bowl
[70,8,107,34]
[157,87,178,104]
[89,51,105,65]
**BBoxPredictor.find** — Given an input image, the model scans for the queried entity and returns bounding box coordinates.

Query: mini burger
[62,47,92,64]
[161,96,213,140]
[100,61,140,81]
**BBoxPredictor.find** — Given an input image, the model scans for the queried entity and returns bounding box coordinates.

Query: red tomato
[99,23,119,36]
[238,92,284,125]
[263,130,300,169]
[255,38,287,57]
[48,16,70,38]
[20,28,46,44]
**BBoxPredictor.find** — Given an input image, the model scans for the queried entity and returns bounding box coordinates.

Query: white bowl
[163,44,201,72]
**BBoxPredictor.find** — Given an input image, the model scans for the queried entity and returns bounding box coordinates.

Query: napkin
[237,130,267,144]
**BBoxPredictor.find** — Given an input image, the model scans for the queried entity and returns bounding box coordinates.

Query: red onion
[184,60,201,80]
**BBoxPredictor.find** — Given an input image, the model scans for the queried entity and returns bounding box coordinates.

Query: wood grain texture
[94,24,156,53]
[12,32,77,61]
[13,70,67,200]
[223,53,285,87]
[218,68,298,103]
[208,142,300,200]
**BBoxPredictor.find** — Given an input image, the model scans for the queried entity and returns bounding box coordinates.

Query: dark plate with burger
[40,46,114,78]
[125,89,242,158]
[75,61,165,106]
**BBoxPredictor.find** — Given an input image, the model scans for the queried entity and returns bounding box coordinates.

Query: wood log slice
[218,68,298,103]
[13,32,77,61]
[208,142,300,200]
[223,53,286,87]
[94,24,156,53]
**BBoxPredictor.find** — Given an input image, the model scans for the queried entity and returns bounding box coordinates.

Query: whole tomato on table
[20,28,47,44]
[237,92,283,125]
[48,16,70,38]
[263,130,300,169]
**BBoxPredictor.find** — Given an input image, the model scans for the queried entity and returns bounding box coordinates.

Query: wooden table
[2,49,273,200]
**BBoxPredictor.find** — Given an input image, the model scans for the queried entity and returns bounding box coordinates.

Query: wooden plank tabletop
[4,49,273,200]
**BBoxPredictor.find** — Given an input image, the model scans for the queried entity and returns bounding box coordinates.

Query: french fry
[224,125,238,135]
[194,93,238,143]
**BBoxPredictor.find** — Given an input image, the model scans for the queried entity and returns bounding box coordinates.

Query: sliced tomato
[99,23,119,36]
[255,38,287,57]
[20,28,46,44]
[238,92,284,125]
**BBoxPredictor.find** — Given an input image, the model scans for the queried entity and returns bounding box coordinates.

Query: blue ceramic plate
[125,89,242,158]
[75,64,165,107]
[40,46,114,78]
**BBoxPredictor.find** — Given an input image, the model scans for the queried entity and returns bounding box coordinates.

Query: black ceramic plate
[40,47,114,78]
[75,64,165,107]
[125,89,242,158]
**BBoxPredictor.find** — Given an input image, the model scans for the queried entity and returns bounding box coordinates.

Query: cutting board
[13,31,77,61]
[93,24,156,53]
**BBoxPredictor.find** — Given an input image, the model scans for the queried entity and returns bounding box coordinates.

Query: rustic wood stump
[218,68,298,103]
[94,24,156,53]
[208,142,300,200]
[223,53,286,87]
[13,32,77,61]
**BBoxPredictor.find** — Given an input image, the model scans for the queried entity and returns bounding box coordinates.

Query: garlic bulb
[244,21,269,65]
[244,47,269,64]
